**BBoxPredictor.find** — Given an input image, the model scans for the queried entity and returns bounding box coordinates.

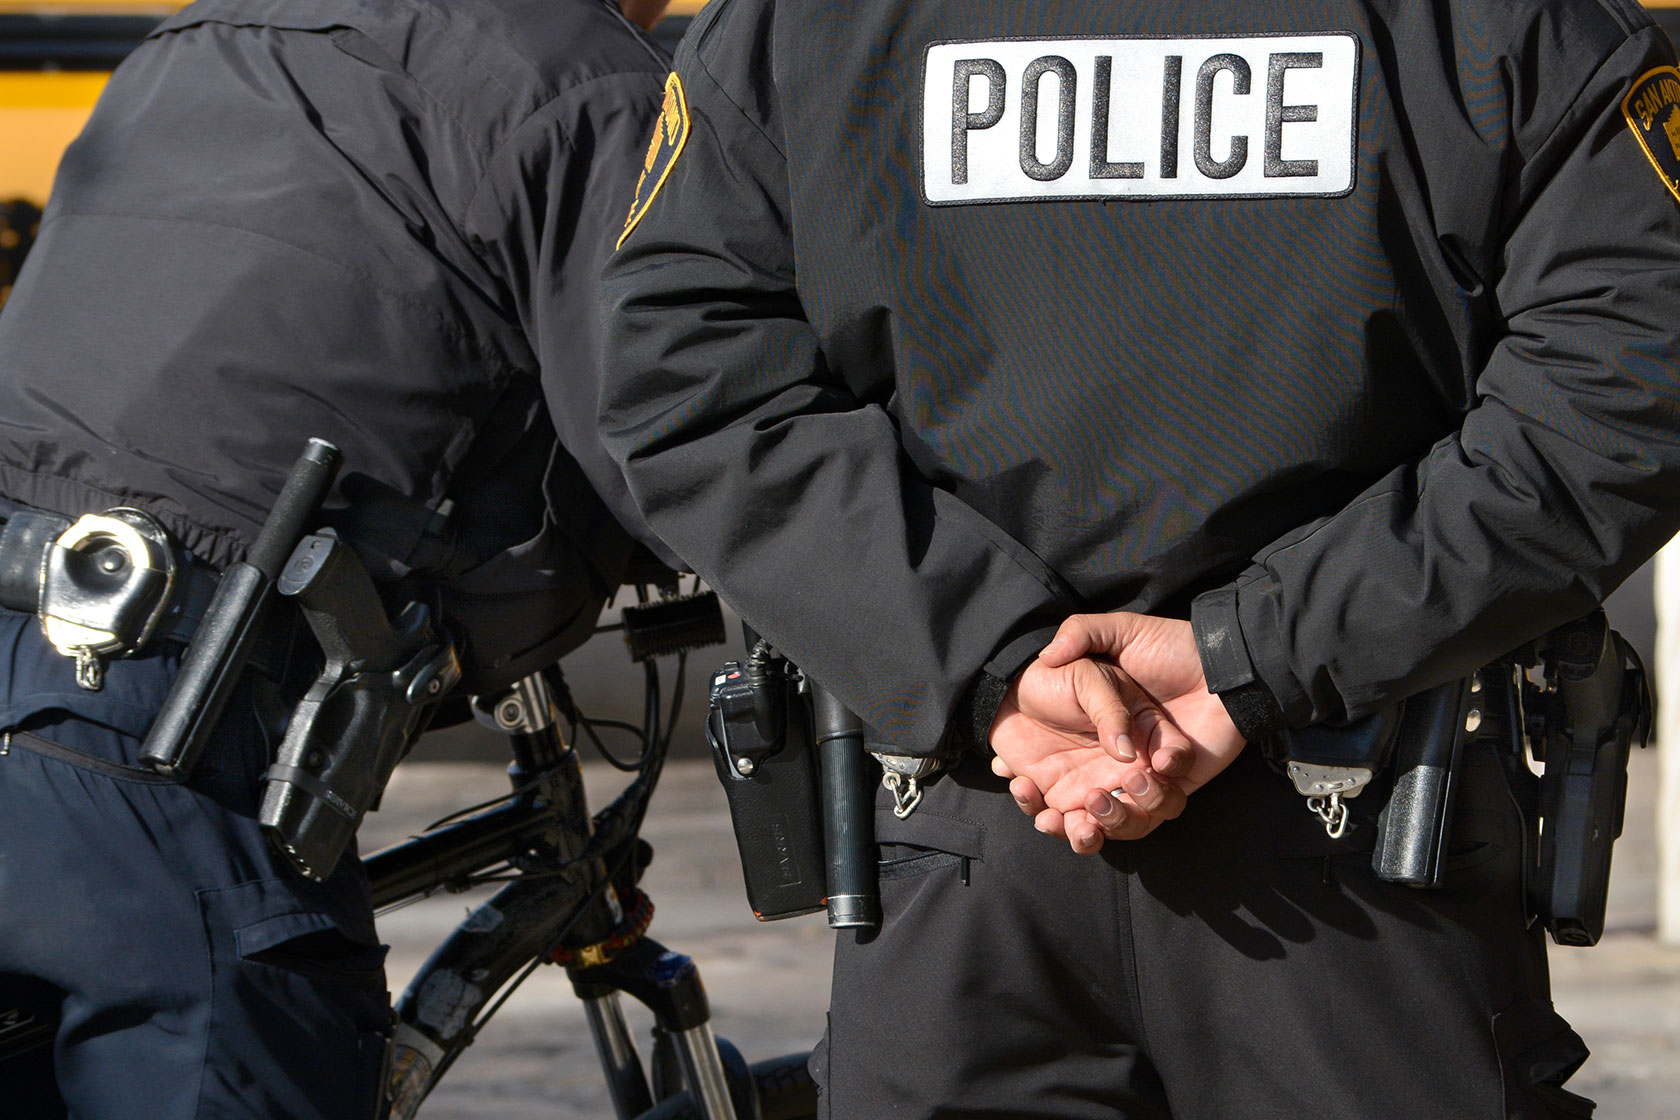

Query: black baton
[139,438,342,776]
[810,683,880,930]
[1372,675,1477,888]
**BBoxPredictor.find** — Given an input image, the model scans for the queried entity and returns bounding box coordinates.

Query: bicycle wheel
[635,1052,817,1120]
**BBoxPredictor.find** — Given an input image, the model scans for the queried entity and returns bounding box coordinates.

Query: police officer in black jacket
[0,0,672,1115]
[600,0,1680,1115]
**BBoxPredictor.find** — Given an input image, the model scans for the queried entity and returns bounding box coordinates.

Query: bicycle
[0,577,819,1120]
[368,579,820,1120]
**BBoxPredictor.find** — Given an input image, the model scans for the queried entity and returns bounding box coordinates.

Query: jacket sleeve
[467,68,683,570]
[598,12,1073,753]
[1195,24,1680,734]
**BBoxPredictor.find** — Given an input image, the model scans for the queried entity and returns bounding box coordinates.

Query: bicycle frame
[371,668,742,1120]
[0,648,758,1119]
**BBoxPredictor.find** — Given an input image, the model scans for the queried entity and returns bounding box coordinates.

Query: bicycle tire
[634,1052,817,1120]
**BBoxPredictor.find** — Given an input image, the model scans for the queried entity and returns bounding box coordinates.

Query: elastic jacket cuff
[948,624,1059,755]
[1191,588,1286,741]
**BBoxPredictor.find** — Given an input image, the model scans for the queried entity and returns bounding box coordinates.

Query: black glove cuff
[1192,586,1287,740]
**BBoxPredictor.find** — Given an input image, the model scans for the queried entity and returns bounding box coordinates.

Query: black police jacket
[601,0,1680,753]
[0,0,674,688]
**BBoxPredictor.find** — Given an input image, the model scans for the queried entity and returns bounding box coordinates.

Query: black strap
[263,763,361,822]
[0,510,70,613]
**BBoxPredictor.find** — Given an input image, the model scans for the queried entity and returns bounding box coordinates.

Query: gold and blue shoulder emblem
[618,72,691,248]
[1623,66,1680,203]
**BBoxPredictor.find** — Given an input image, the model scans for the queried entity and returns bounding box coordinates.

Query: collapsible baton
[139,438,342,777]
[810,682,881,929]
[1277,673,1494,888]
[1371,675,1480,887]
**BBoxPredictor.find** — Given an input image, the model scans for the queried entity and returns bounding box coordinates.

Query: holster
[259,529,460,881]
[1528,612,1650,947]
[705,634,882,928]
[706,646,827,921]
[1266,609,1649,927]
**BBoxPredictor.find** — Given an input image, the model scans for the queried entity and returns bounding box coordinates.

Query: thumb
[1040,612,1141,668]
[1067,658,1138,762]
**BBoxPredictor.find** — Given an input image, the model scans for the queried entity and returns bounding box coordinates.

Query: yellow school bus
[1,0,709,203]
[0,0,709,302]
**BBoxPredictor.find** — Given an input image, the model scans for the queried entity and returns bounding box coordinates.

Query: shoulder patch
[618,72,691,249]
[1623,66,1680,204]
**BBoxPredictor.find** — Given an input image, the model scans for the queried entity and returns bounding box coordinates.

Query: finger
[1148,738,1195,779]
[1124,784,1189,838]
[1059,808,1106,855]
[1085,788,1135,838]
[1033,806,1067,839]
[1068,659,1137,762]
[1089,789,1160,841]
[1009,774,1047,818]
[1039,612,1136,667]
[1149,783,1189,827]
[1116,766,1167,816]
[991,755,1017,780]
[1128,705,1195,779]
[1088,784,1189,842]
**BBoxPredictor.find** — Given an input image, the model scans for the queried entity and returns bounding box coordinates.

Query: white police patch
[922,34,1359,205]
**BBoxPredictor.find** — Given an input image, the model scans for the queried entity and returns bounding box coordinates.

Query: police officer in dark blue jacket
[0,0,672,1115]
[600,0,1680,1115]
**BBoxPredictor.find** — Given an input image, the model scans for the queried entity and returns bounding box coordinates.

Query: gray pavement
[365,742,1680,1119]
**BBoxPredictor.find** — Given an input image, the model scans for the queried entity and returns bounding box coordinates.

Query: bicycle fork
[573,937,742,1120]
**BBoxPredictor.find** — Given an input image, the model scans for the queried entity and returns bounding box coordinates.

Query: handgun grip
[279,530,404,671]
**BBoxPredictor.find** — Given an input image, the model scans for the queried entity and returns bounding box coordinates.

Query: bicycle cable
[428,835,644,1087]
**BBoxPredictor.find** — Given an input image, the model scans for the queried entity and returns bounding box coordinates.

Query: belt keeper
[0,510,71,613]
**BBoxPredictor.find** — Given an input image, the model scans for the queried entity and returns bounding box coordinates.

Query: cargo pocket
[198,879,391,1120]
[1492,996,1596,1119]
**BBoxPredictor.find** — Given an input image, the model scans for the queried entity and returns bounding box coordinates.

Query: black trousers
[815,742,1593,1119]
[0,606,390,1119]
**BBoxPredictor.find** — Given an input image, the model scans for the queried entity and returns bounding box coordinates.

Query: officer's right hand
[997,612,1249,852]
[1037,612,1246,790]
[989,653,1189,853]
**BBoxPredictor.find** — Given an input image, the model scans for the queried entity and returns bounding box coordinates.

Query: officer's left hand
[989,653,1190,854]
[997,612,1247,851]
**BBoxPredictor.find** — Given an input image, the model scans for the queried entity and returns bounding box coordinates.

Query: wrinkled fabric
[0,0,675,685]
[601,0,1680,750]
[0,605,389,1120]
